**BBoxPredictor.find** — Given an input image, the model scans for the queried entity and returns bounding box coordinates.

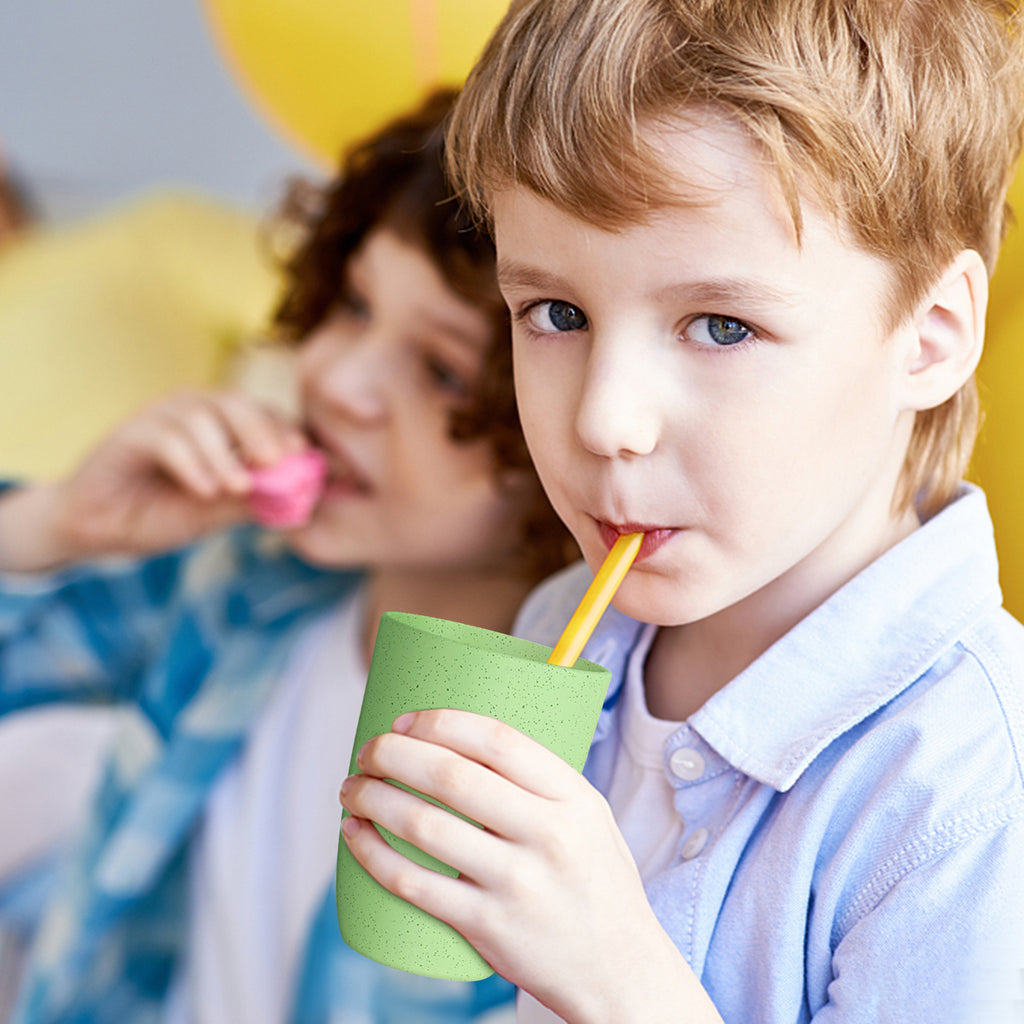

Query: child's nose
[573,340,659,458]
[310,335,390,424]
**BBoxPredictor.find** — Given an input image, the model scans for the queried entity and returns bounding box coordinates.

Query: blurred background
[0,0,314,486]
[0,0,303,223]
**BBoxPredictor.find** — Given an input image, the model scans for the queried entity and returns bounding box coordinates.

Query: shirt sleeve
[0,544,189,714]
[811,816,1024,1024]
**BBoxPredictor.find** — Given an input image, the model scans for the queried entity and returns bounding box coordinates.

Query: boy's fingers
[378,708,581,801]
[136,423,219,498]
[339,771,505,885]
[165,401,251,494]
[156,391,304,489]
[345,730,542,847]
[340,814,482,936]
[212,392,302,468]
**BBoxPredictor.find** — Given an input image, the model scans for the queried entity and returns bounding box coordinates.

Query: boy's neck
[643,503,922,722]
[645,605,801,721]
[361,567,534,666]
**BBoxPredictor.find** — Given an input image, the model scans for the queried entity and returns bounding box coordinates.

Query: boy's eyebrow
[496,260,574,294]
[498,259,800,310]
[653,277,801,310]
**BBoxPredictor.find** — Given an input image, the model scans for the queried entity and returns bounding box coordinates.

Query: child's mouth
[325,471,373,499]
[596,520,677,561]
[304,423,375,498]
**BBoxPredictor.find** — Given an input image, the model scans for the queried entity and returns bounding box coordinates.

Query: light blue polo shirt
[515,485,1024,1024]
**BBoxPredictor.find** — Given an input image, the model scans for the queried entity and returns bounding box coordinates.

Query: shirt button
[680,827,709,860]
[669,747,706,781]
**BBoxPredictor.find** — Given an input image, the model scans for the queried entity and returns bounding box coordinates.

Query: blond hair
[447,0,1024,517]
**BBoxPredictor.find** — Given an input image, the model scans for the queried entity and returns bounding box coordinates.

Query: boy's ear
[901,249,987,411]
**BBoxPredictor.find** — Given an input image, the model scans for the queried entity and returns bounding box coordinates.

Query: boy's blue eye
[697,314,753,347]
[529,300,589,333]
[548,301,588,331]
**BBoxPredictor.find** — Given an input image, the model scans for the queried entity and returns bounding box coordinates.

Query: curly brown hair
[271,88,577,583]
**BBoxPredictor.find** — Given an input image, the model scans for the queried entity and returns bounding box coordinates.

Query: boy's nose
[309,335,390,424]
[573,341,659,458]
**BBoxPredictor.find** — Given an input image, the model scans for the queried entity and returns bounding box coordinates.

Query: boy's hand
[340,709,722,1024]
[0,390,307,572]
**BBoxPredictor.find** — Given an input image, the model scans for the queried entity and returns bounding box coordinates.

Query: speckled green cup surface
[336,611,611,980]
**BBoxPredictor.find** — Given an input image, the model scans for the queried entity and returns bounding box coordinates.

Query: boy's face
[286,228,530,576]
[494,113,921,628]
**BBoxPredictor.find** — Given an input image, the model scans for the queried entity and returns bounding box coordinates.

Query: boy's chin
[279,526,350,568]
[611,577,713,629]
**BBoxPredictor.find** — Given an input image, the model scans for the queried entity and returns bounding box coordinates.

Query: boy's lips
[595,520,678,561]
[303,423,375,497]
[325,470,373,498]
[325,452,375,497]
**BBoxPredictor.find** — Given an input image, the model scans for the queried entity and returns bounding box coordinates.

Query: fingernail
[339,776,351,799]
[393,712,415,734]
[341,816,362,838]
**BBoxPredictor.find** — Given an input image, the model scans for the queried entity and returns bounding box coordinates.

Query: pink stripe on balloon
[409,0,440,88]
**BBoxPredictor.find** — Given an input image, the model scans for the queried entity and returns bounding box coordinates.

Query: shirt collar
[688,484,1002,791]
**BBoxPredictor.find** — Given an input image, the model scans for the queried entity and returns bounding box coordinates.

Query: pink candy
[248,449,328,528]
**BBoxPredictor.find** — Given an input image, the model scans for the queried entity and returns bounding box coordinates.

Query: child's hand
[339,710,722,1024]
[0,390,307,571]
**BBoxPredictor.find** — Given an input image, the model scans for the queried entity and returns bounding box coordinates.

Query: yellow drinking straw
[548,532,644,667]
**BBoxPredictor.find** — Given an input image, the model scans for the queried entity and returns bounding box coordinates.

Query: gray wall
[0,0,315,223]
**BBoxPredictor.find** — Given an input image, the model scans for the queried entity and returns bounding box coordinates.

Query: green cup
[335,611,611,980]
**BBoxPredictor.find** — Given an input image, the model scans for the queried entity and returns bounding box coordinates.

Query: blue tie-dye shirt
[0,511,514,1024]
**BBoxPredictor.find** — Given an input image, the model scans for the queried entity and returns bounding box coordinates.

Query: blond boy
[339,2,1024,1021]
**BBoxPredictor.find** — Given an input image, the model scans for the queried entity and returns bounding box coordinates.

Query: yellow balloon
[202,0,511,167]
[971,163,1024,620]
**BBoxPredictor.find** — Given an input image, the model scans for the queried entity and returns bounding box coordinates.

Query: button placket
[680,827,709,860]
[668,746,706,782]
[664,732,726,864]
